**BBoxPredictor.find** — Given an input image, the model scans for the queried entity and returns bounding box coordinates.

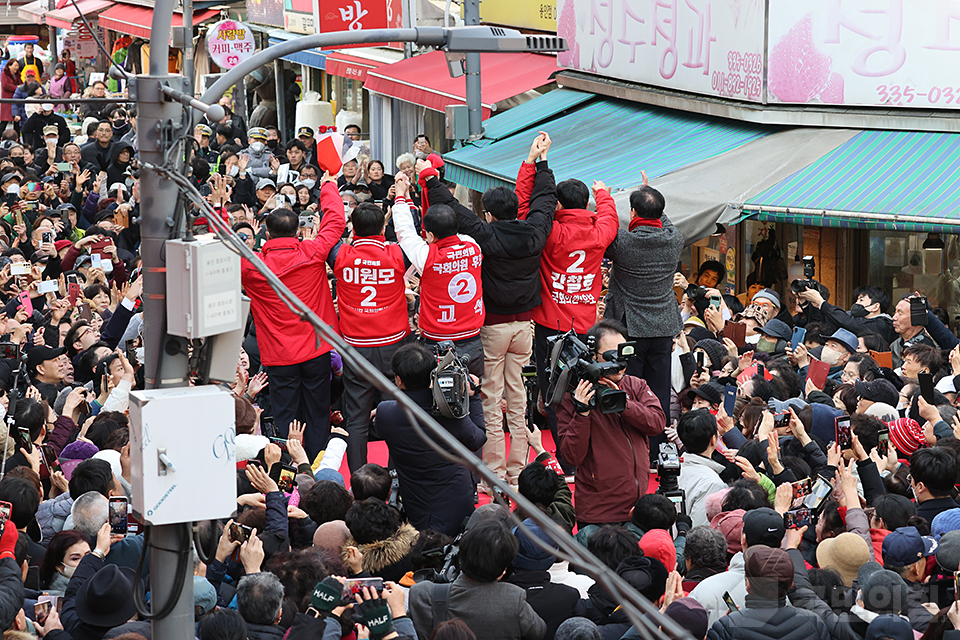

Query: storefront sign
[480,0,556,31]
[206,21,257,69]
[247,0,284,27]
[557,0,766,102]
[285,0,401,47]
[62,24,100,59]
[768,1,960,108]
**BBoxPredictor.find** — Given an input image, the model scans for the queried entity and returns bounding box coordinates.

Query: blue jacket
[11,85,27,121]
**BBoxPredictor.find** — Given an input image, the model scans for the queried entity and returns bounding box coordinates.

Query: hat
[663,598,708,640]
[26,345,65,373]
[248,127,268,140]
[256,177,277,191]
[860,569,909,614]
[465,503,511,530]
[59,439,99,480]
[752,288,781,309]
[95,209,116,223]
[1,173,18,185]
[193,576,217,616]
[297,126,314,138]
[690,382,722,407]
[743,545,794,597]
[512,519,558,571]
[29,251,49,263]
[936,531,960,571]
[54,239,72,252]
[42,124,58,136]
[616,555,669,602]
[711,509,745,554]
[74,254,92,269]
[888,417,925,456]
[704,488,732,523]
[858,560,884,586]
[75,564,138,628]
[863,402,899,424]
[693,339,726,369]
[57,202,76,212]
[826,328,859,354]
[756,318,792,342]
[555,618,601,640]
[856,379,900,407]
[865,615,913,640]
[933,509,960,539]
[742,507,786,548]
[40,103,53,112]
[882,526,938,567]
[639,529,676,573]
[816,532,872,587]
[196,124,212,136]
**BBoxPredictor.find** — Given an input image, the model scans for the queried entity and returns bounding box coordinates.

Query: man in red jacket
[241,175,344,460]
[556,319,665,526]
[524,174,619,474]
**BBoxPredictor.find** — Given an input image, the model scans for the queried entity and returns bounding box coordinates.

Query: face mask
[60,563,76,578]
[355,192,372,203]
[250,141,265,153]
[134,347,144,364]
[821,346,842,366]
[849,304,869,318]
[11,157,24,167]
[300,178,316,189]
[756,337,776,353]
[5,184,17,194]
[228,166,239,177]
[267,140,279,150]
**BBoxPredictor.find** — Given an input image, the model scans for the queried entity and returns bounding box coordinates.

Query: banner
[206,21,257,70]
[768,1,960,108]
[556,0,766,102]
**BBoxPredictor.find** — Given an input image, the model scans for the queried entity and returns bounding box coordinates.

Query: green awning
[444,93,774,194]
[481,89,596,142]
[741,130,960,232]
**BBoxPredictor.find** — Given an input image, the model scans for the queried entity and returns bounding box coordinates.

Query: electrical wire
[147,162,695,640]
[132,522,193,619]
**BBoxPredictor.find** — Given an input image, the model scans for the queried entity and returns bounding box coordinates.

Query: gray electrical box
[165,237,243,339]
[445,104,469,140]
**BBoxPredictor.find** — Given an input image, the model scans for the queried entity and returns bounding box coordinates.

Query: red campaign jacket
[556,374,665,524]
[241,181,345,366]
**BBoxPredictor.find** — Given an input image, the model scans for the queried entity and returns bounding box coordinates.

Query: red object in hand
[0,516,19,560]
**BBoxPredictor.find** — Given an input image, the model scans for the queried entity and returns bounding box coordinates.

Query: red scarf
[629,216,663,231]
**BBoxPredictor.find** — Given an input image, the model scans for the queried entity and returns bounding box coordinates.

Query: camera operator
[796,284,897,344]
[556,319,665,527]
[374,343,485,537]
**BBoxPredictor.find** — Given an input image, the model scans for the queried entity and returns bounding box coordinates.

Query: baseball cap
[743,545,793,598]
[826,328,859,354]
[639,529,676,573]
[855,379,899,406]
[690,382,722,407]
[256,178,277,191]
[42,124,58,136]
[742,507,785,548]
[193,576,217,616]
[865,615,913,640]
[756,318,792,342]
[936,530,960,571]
[881,526,938,567]
[1,173,19,185]
[297,126,314,138]
[663,598,708,640]
[861,569,909,614]
[26,345,65,372]
[248,127,268,140]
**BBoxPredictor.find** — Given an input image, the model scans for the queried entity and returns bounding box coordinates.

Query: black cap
[297,126,314,138]
[742,507,786,548]
[690,382,722,407]
[26,345,65,374]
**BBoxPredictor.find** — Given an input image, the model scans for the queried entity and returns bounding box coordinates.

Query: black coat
[80,139,114,173]
[425,161,555,316]
[0,557,23,631]
[707,595,831,640]
[508,570,579,640]
[246,622,286,640]
[375,390,486,537]
[21,111,69,151]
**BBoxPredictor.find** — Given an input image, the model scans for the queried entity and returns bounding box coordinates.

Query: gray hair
[70,491,109,543]
[684,525,728,570]
[341,191,357,206]
[237,571,284,625]
[395,152,415,170]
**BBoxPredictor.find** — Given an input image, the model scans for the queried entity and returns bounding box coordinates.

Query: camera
[431,341,471,419]
[685,283,707,301]
[656,442,681,493]
[544,329,636,414]
[790,256,819,293]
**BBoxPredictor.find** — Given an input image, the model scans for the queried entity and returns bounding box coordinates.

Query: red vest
[334,236,410,347]
[419,235,484,341]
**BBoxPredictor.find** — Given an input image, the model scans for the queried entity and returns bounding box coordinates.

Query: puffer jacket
[0,557,23,631]
[707,594,830,640]
[36,492,73,542]
[342,522,418,583]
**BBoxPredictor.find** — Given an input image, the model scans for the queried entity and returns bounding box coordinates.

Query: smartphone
[109,497,128,534]
[40,444,61,476]
[9,262,27,276]
[804,477,834,510]
[0,342,19,360]
[910,297,928,326]
[791,479,811,507]
[90,254,102,270]
[919,372,935,404]
[695,351,705,376]
[709,295,721,311]
[774,412,790,430]
[278,464,297,493]
[41,231,52,244]
[261,416,277,439]
[55,162,72,172]
[66,273,80,286]
[836,416,852,449]
[78,303,92,321]
[955,571,960,601]
[869,350,893,369]
[14,208,22,227]
[722,591,739,613]
[18,427,32,453]
[665,491,686,516]
[339,577,384,605]
[17,290,32,316]
[268,436,288,451]
[877,426,890,457]
[723,321,746,349]
[125,338,138,365]
[34,600,51,624]
[723,384,737,416]
[67,282,81,306]
[806,358,830,391]
[790,326,807,352]
[784,508,814,529]
[298,214,314,228]
[0,500,13,535]
[229,522,252,543]
[36,279,58,295]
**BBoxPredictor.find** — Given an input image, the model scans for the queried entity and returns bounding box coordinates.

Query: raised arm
[392,172,429,273]
[516,132,548,220]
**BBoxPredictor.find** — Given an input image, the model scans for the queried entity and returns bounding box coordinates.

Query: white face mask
[300,178,316,189]
[228,166,239,177]
[60,563,76,578]
[6,184,18,194]
[250,141,265,153]
[821,346,842,366]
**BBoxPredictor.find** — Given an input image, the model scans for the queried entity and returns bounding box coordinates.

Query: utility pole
[463,0,481,138]
[183,0,194,93]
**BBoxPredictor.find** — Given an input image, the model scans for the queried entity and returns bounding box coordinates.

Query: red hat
[639,529,676,573]
[711,509,746,554]
[889,417,925,456]
[54,239,72,252]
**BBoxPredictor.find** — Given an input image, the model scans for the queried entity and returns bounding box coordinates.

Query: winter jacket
[343,523,418,583]
[556,374,665,524]
[424,160,555,316]
[240,145,274,179]
[37,492,73,541]
[0,557,24,631]
[376,390,485,537]
[689,552,747,627]
[707,594,831,640]
[21,110,70,150]
[105,141,133,186]
[507,570,579,640]
[11,84,27,121]
[241,181,344,366]
[918,496,960,526]
[0,69,17,121]
[245,622,286,640]
[80,139,114,173]
[678,453,728,528]
[408,574,546,640]
[603,214,684,339]
[62,553,114,640]
[809,302,897,344]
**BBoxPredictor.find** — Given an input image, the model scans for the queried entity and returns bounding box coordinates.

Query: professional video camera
[544,329,636,414]
[790,256,819,293]
[431,341,471,419]
[655,442,687,515]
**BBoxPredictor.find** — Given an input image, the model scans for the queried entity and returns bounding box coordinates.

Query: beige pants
[480,321,533,482]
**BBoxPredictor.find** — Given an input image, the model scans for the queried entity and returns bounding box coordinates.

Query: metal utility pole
[463,0,481,138]
[183,0,194,93]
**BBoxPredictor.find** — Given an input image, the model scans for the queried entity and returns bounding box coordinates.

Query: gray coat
[603,214,684,339]
[408,575,546,640]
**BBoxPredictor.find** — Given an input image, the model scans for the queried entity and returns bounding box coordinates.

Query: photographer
[374,343,485,537]
[796,284,897,344]
[556,319,665,527]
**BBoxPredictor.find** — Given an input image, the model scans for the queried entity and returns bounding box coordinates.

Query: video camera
[790,256,819,294]
[431,341,471,419]
[655,442,686,515]
[544,329,636,414]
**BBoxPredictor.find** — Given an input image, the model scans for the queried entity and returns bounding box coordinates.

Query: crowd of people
[0,66,957,640]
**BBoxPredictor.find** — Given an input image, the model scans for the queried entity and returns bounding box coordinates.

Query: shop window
[867,231,954,314]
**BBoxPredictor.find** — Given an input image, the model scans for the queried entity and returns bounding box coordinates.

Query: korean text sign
[206,21,257,69]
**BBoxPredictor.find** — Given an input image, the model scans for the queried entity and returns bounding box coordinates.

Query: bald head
[313,519,350,552]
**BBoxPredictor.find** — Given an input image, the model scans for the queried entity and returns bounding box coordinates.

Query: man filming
[556,319,665,527]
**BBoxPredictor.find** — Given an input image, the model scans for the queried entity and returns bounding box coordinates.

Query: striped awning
[444,91,774,194]
[741,130,960,232]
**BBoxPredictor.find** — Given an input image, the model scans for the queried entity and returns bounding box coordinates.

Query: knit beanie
[694,339,727,370]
